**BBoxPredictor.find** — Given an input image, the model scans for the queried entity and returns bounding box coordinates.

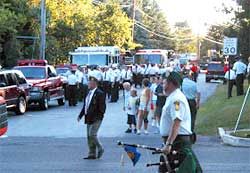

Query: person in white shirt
[247,57,250,85]
[150,77,158,127]
[224,65,236,98]
[110,66,119,102]
[125,88,138,134]
[75,67,84,102]
[102,66,111,99]
[160,71,203,172]
[132,65,142,88]
[233,57,247,96]
[67,69,78,106]
[121,66,133,84]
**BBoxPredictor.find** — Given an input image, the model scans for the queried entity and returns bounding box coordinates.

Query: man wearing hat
[160,71,202,172]
[77,76,106,160]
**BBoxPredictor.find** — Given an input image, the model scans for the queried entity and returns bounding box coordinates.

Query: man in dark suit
[77,77,106,160]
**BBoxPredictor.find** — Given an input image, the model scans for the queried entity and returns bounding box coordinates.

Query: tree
[118,0,174,50]
[173,21,196,53]
[220,0,250,61]
[0,0,36,67]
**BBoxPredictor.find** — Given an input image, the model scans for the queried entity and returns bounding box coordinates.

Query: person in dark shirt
[154,76,167,130]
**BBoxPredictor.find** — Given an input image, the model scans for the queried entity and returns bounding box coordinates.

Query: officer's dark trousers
[188,99,197,132]
[163,135,203,173]
[228,80,236,97]
[68,85,77,106]
[78,83,84,102]
[87,120,103,157]
[110,82,118,102]
[192,72,198,82]
[236,74,244,96]
[102,81,110,99]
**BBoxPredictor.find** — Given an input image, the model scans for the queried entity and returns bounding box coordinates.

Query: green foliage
[173,21,196,53]
[0,0,40,67]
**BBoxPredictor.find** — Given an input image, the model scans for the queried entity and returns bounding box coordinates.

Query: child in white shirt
[125,89,139,134]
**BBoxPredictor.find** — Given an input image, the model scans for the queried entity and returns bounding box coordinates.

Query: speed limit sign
[223,37,238,55]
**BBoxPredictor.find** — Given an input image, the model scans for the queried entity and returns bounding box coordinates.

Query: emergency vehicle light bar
[17,60,48,66]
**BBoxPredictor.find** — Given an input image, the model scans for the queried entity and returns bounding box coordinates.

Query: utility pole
[197,34,201,60]
[40,0,46,60]
[131,0,136,43]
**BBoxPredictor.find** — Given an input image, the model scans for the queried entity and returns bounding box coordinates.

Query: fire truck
[69,46,120,66]
[14,60,65,110]
[134,49,173,65]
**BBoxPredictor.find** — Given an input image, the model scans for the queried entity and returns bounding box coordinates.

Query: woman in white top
[137,78,151,135]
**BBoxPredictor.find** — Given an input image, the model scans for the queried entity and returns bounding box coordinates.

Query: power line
[135,7,158,23]
[135,22,195,41]
[202,37,223,45]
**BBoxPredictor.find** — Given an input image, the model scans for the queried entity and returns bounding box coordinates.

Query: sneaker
[134,129,137,134]
[137,130,141,135]
[144,130,149,135]
[125,128,132,133]
[151,119,156,127]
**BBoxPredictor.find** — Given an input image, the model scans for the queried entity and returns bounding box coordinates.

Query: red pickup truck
[0,96,7,136]
[14,60,65,110]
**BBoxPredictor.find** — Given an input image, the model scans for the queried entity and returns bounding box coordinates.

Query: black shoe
[134,129,137,134]
[83,156,96,160]
[97,149,104,159]
[125,128,132,133]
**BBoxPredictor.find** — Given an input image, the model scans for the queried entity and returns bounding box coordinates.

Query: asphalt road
[1,74,249,173]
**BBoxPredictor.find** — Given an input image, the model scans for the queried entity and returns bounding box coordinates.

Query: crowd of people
[224,56,250,97]
[64,62,201,137]
[69,58,249,172]
[74,65,203,172]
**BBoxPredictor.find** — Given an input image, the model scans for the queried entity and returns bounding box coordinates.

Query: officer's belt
[162,134,192,143]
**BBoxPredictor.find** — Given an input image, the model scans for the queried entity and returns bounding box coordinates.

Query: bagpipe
[117,141,186,173]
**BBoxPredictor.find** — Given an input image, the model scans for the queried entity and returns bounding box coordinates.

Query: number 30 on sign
[223,38,238,56]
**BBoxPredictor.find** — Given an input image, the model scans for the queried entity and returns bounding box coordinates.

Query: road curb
[218,127,250,147]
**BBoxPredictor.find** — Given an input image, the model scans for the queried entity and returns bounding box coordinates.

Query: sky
[156,0,238,36]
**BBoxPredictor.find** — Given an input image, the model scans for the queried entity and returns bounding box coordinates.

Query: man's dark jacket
[78,89,106,124]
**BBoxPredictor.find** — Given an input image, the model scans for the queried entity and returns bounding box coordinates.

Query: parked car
[0,70,30,114]
[0,96,7,136]
[14,60,65,110]
[205,62,226,83]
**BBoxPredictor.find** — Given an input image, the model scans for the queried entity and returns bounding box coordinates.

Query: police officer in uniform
[182,72,201,132]
[160,71,202,173]
[102,66,110,99]
[110,66,118,102]
[76,67,84,102]
[233,57,247,96]
[67,69,78,106]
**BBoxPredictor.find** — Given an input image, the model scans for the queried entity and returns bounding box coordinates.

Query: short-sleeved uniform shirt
[182,78,200,100]
[160,88,192,136]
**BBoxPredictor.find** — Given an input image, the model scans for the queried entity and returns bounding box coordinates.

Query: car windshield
[134,54,162,64]
[15,67,46,79]
[56,68,68,75]
[208,64,223,71]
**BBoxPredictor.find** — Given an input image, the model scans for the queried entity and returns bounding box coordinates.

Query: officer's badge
[174,101,180,111]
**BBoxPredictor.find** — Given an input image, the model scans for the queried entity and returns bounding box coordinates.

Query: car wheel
[57,97,65,106]
[205,78,210,83]
[15,96,27,115]
[39,92,49,110]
